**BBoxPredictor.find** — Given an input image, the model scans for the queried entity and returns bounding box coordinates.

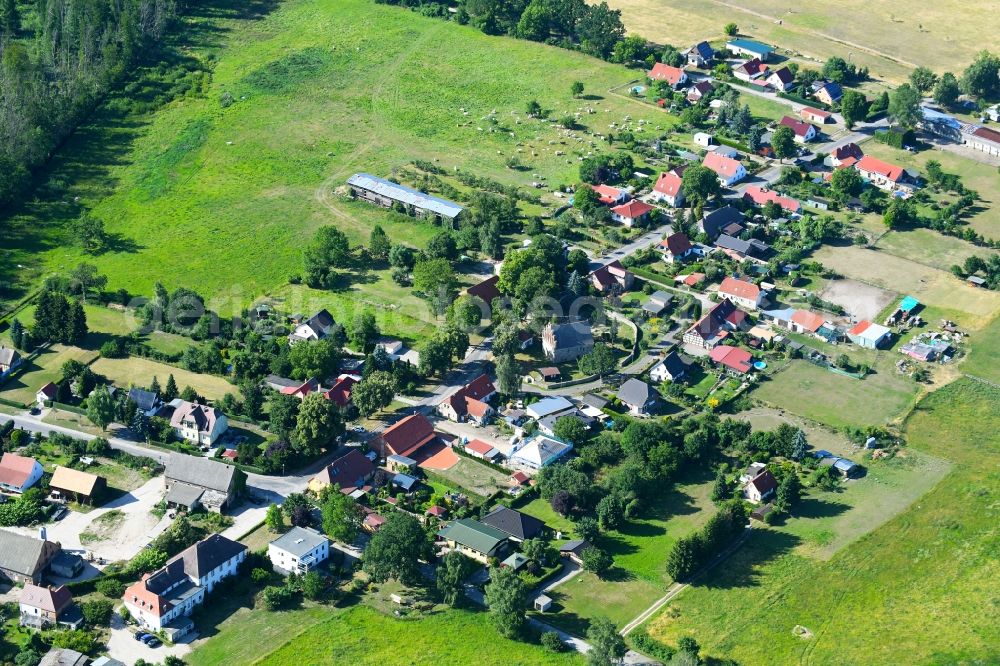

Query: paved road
[588,224,673,273]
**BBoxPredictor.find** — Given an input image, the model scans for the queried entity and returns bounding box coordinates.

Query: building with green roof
[437,519,509,563]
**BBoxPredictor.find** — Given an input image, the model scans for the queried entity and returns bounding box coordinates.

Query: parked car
[146,638,162,648]
[50,506,68,520]
[134,632,152,642]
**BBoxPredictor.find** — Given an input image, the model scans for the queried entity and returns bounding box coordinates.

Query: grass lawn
[645,378,1000,665]
[238,523,283,553]
[428,457,511,498]
[752,358,919,429]
[962,314,1000,384]
[874,227,996,272]
[812,244,1000,329]
[1,0,680,316]
[41,409,106,437]
[90,355,238,401]
[187,602,583,666]
[0,344,99,406]
[144,330,194,357]
[542,471,716,634]
[517,495,577,536]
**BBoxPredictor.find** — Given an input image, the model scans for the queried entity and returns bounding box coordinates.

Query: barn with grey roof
[347,173,464,220]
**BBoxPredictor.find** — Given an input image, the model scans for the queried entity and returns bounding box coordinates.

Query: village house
[610,199,655,227]
[701,206,745,239]
[323,374,357,408]
[650,350,688,383]
[717,277,765,310]
[702,152,747,187]
[683,298,747,349]
[659,232,694,264]
[268,526,329,575]
[616,378,657,416]
[676,272,706,289]
[288,309,336,344]
[466,274,501,307]
[589,183,628,205]
[743,467,777,504]
[347,172,463,223]
[438,374,497,424]
[308,449,375,495]
[558,539,594,566]
[0,531,62,585]
[589,260,634,294]
[170,401,228,446]
[732,57,769,82]
[35,382,58,407]
[801,107,832,124]
[829,142,864,167]
[694,132,714,148]
[464,439,502,463]
[726,38,774,61]
[709,345,754,376]
[164,454,239,513]
[642,291,674,316]
[685,41,714,67]
[525,396,576,422]
[437,519,508,563]
[855,155,907,191]
[19,584,81,630]
[127,388,162,417]
[714,234,770,262]
[651,170,684,207]
[375,413,437,459]
[49,467,106,505]
[481,506,545,543]
[779,116,818,143]
[686,80,712,103]
[810,80,842,105]
[766,67,795,91]
[510,434,573,469]
[542,320,594,363]
[847,320,893,349]
[648,62,688,89]
[123,534,246,639]
[743,185,800,213]
[0,453,44,494]
[0,347,22,377]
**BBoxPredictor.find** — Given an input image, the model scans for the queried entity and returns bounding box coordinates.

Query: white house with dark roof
[617,378,657,416]
[268,526,330,575]
[169,401,228,446]
[288,309,336,344]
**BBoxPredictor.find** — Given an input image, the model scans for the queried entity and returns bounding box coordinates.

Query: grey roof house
[164,454,240,513]
[617,378,658,416]
[481,506,546,542]
[700,206,745,240]
[0,530,62,584]
[542,320,594,363]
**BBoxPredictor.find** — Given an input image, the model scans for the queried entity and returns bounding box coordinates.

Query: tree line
[0,0,179,208]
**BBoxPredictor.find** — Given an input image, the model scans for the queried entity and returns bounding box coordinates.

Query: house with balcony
[268,526,330,575]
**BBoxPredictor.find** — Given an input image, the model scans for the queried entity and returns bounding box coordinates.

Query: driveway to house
[588,223,672,273]
[5,476,173,564]
[106,612,193,665]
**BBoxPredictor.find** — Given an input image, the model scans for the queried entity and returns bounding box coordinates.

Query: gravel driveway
[106,613,193,666]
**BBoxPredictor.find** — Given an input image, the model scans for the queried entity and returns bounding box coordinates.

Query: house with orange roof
[376,414,437,458]
[589,184,628,205]
[0,453,43,493]
[709,345,753,375]
[702,151,747,187]
[801,107,832,124]
[717,277,765,310]
[610,199,655,227]
[651,171,684,207]
[732,57,768,82]
[743,185,801,213]
[438,374,497,424]
[847,320,892,349]
[790,309,826,334]
[323,375,357,408]
[675,272,706,288]
[855,155,907,191]
[464,439,502,463]
[648,63,688,89]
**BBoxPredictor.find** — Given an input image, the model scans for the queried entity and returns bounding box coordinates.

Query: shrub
[80,599,114,627]
[251,567,271,585]
[262,584,296,610]
[541,631,566,652]
[95,577,126,599]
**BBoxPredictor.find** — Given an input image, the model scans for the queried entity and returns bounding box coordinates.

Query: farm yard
[645,379,1000,665]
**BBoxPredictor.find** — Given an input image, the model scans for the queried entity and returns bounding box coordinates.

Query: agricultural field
[600,0,997,84]
[1,0,679,324]
[874,227,996,273]
[645,378,1000,666]
[90,356,238,401]
[752,357,920,429]
[186,602,583,666]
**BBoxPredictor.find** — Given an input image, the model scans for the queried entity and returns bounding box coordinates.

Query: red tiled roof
[743,185,800,212]
[848,320,872,336]
[510,471,530,485]
[611,200,654,219]
[734,58,767,77]
[972,126,1000,144]
[426,505,447,517]
[791,310,825,332]
[719,277,761,301]
[312,449,375,493]
[379,414,436,458]
[590,184,624,204]
[0,453,38,488]
[124,575,172,618]
[660,232,692,256]
[221,449,238,460]
[802,106,831,119]
[648,63,686,86]
[779,115,815,138]
[832,142,863,161]
[709,345,753,373]
[324,375,357,407]
[654,171,683,198]
[467,275,500,304]
[856,155,905,182]
[683,272,705,286]
[465,439,495,456]
[703,151,743,178]
[281,377,319,398]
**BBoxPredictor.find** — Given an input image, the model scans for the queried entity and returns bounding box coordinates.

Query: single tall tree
[362,512,428,585]
[87,385,117,431]
[484,565,527,638]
